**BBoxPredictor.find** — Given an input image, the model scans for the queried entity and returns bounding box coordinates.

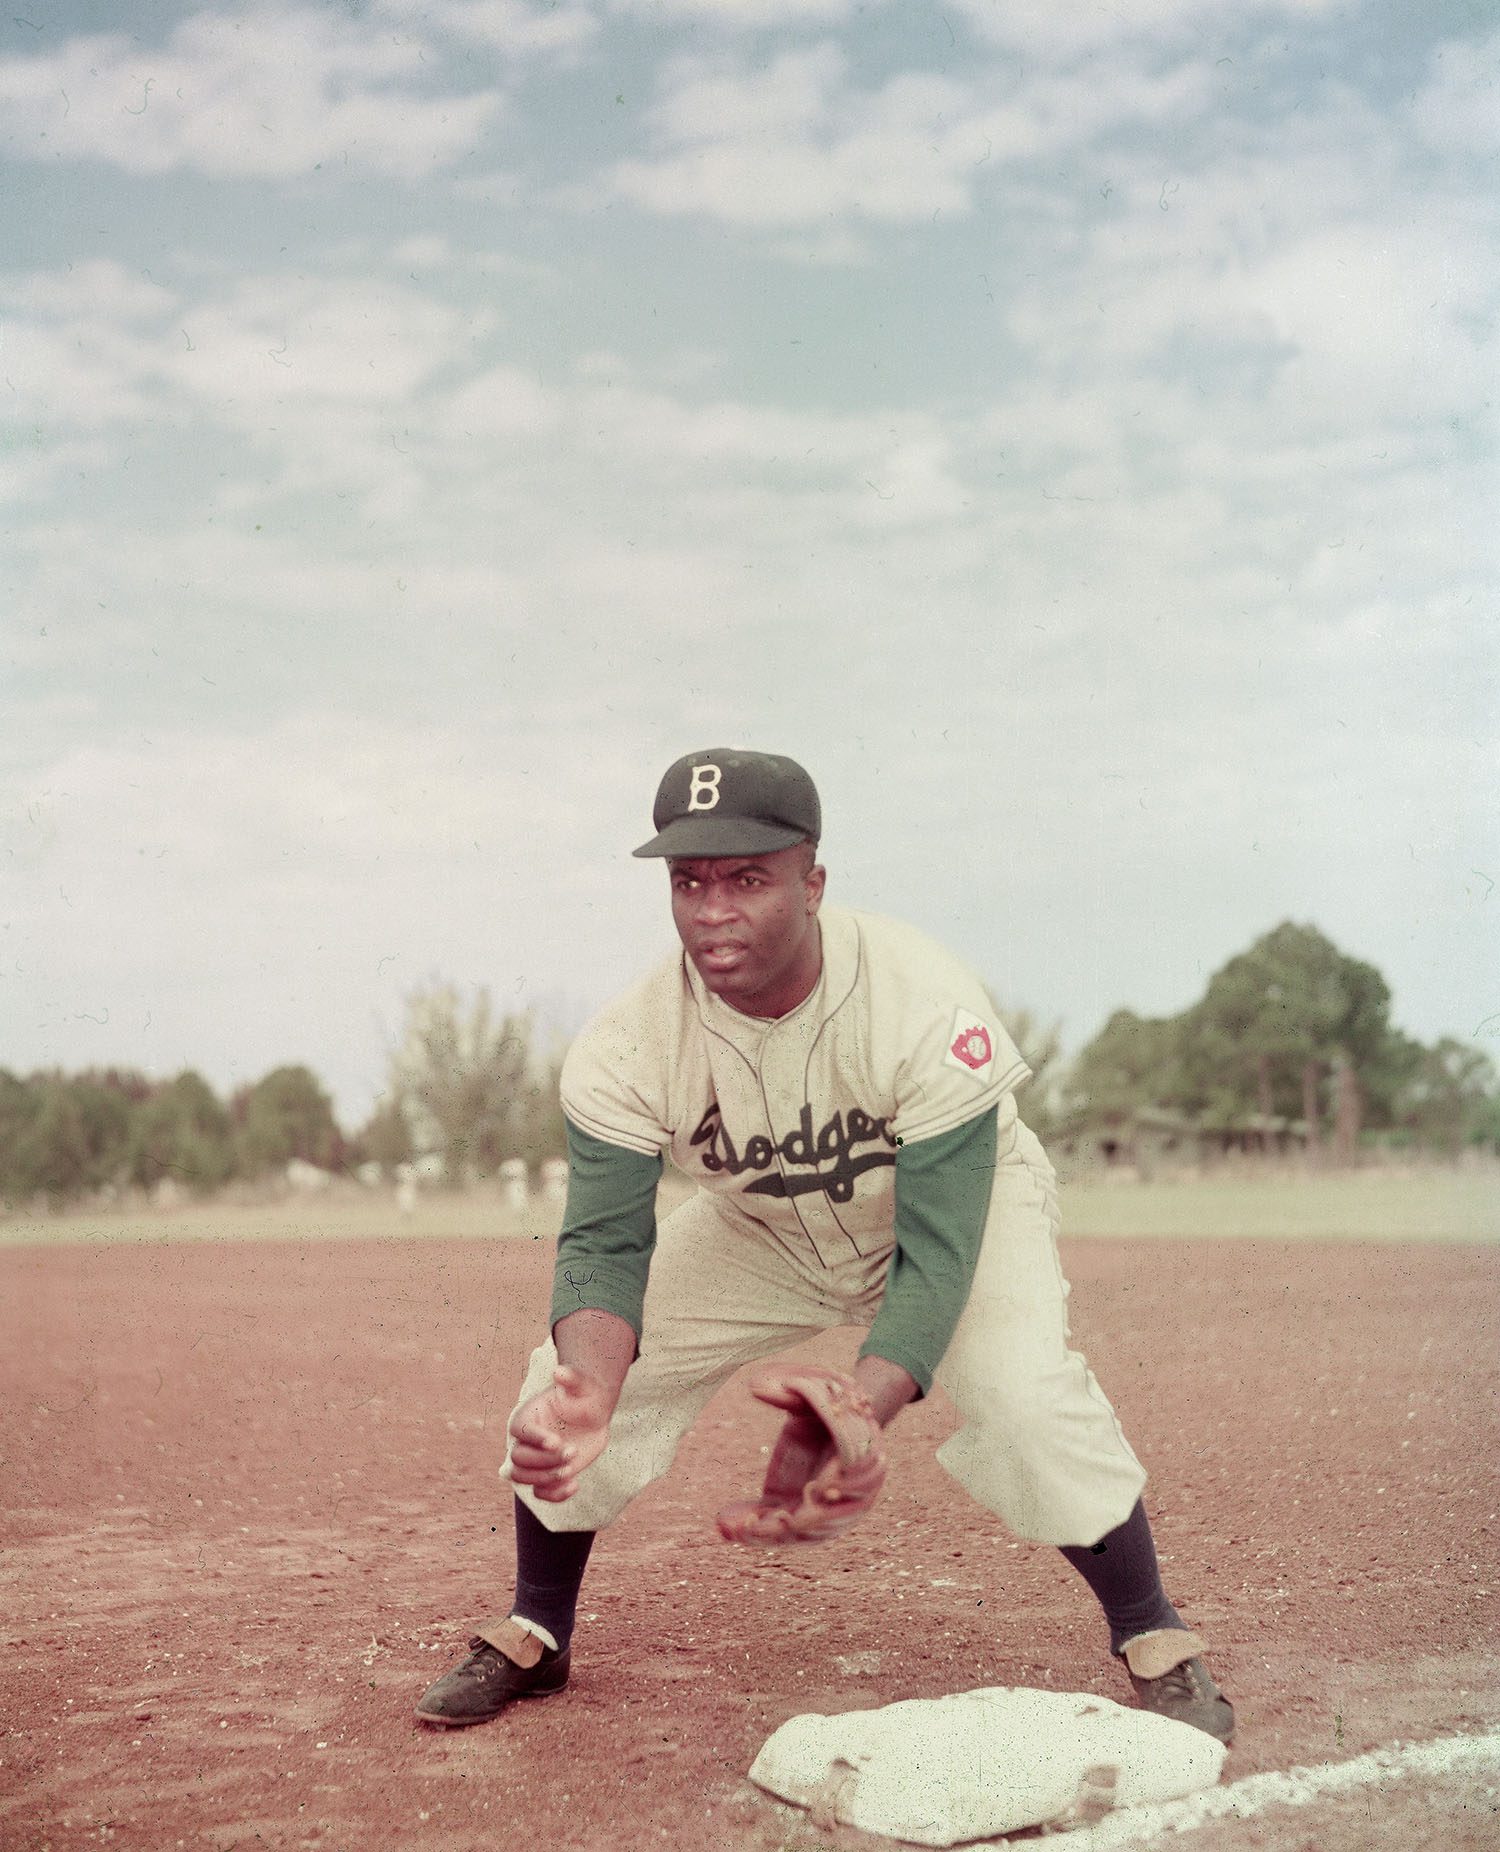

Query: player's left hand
[716,1365,888,1544]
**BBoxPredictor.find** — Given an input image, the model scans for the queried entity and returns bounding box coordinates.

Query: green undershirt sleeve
[548,1117,663,1343]
[857,1106,999,1396]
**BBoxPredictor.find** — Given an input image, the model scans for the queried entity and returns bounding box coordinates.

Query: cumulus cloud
[2,258,509,518]
[608,0,854,26]
[1001,119,1498,444]
[3,0,1492,1117]
[945,0,1341,58]
[600,40,1217,229]
[0,6,501,177]
[603,47,983,225]
[4,248,991,536]
[376,0,599,57]
[1410,26,1500,157]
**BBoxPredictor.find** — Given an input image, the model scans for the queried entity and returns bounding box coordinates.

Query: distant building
[1052,1108,1307,1176]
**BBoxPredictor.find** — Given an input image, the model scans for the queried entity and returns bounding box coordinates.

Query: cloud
[604,47,984,226]
[600,41,1217,230]
[608,0,854,25]
[171,274,488,407]
[2,257,508,519]
[1411,26,1500,158]
[1000,118,1498,439]
[4,247,991,539]
[0,6,501,177]
[440,363,561,437]
[376,0,600,57]
[945,0,1340,58]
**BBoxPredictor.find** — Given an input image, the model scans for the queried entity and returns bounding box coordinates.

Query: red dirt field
[2,1223,1496,1851]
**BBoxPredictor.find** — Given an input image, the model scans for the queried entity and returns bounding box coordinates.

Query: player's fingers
[527,1475,578,1503]
[508,1438,576,1471]
[508,1438,573,1473]
[509,1412,564,1449]
[750,1378,824,1417]
[508,1458,575,1493]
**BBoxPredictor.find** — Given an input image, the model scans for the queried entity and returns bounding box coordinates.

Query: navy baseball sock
[509,1495,596,1654]
[1058,1498,1185,1656]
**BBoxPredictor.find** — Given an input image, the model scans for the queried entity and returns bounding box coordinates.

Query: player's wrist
[553,1307,637,1407]
[852,1353,919,1426]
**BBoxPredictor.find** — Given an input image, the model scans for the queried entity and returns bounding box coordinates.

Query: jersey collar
[685,906,860,1059]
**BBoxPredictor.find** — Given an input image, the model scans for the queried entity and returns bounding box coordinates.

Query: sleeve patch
[944,1009,999,1080]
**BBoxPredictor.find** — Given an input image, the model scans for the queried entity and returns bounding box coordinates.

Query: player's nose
[692,884,739,926]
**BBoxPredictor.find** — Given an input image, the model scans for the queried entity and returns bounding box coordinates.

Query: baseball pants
[503,1126,1148,1548]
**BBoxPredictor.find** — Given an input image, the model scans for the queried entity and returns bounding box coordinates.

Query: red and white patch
[944,1011,996,1078]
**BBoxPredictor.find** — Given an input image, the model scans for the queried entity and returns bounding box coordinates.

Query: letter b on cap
[687,763,722,811]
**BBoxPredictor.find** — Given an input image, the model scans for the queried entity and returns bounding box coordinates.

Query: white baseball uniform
[504,903,1147,1546]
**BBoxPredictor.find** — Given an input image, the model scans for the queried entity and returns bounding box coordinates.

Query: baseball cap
[632,748,821,859]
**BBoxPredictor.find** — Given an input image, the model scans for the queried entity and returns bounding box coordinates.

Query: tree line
[2,926,1495,1209]
[1019,922,1499,1162]
[0,986,566,1210]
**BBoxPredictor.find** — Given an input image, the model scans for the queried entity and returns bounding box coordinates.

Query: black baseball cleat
[414,1618,570,1727]
[1119,1629,1235,1744]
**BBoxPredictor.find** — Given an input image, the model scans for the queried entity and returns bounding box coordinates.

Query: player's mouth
[696,942,750,973]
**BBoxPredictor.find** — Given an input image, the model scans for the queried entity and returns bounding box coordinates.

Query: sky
[2,0,1497,1132]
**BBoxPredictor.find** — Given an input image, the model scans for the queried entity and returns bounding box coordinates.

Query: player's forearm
[553,1307,637,1410]
[852,1353,920,1425]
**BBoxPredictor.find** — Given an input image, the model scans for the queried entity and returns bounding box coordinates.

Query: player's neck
[722,924,824,1021]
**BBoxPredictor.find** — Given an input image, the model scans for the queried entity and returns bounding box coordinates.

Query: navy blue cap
[633,748,821,859]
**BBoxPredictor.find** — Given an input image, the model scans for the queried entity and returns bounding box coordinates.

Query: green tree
[1069,1009,1184,1125]
[388,985,537,1182]
[64,1073,139,1190]
[352,1094,415,1172]
[7,1077,93,1203]
[127,1071,235,1193]
[232,1065,342,1176]
[1358,1028,1425,1134]
[0,1072,143,1204]
[1393,1039,1500,1155]
[511,1043,569,1166]
[0,1070,42,1204]
[1181,923,1393,1159]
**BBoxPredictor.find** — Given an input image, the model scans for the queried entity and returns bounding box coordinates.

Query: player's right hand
[504,1364,613,1503]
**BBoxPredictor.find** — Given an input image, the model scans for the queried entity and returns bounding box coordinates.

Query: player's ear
[804,858,826,913]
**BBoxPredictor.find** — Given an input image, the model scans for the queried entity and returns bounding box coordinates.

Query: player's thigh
[936,1137,1076,1416]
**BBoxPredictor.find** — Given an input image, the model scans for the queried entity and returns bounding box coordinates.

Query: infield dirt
[1,1201,1496,1850]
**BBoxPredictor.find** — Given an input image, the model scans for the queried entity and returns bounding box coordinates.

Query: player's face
[668,844,826,1018]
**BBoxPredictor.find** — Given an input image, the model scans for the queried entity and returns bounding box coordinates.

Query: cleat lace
[1152,1660,1204,1703]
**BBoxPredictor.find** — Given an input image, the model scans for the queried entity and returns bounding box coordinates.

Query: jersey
[553,906,1032,1388]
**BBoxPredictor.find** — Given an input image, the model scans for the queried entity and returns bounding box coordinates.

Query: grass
[1,1166,1494,1249]
[1058,1166,1498,1244]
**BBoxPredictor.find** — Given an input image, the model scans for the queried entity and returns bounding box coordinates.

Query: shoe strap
[473,1617,545,1668]
[1121,1629,1205,1681]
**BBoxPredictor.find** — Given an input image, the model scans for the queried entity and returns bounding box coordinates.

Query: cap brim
[632,816,808,859]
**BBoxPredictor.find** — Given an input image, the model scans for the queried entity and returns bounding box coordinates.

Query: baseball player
[415,749,1234,1743]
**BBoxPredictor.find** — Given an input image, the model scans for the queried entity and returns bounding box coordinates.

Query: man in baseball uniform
[415,748,1234,1742]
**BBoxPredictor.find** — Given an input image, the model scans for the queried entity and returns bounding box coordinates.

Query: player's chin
[692,956,761,1000]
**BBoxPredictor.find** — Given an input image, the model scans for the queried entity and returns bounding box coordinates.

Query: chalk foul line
[1029,1724,1500,1848]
